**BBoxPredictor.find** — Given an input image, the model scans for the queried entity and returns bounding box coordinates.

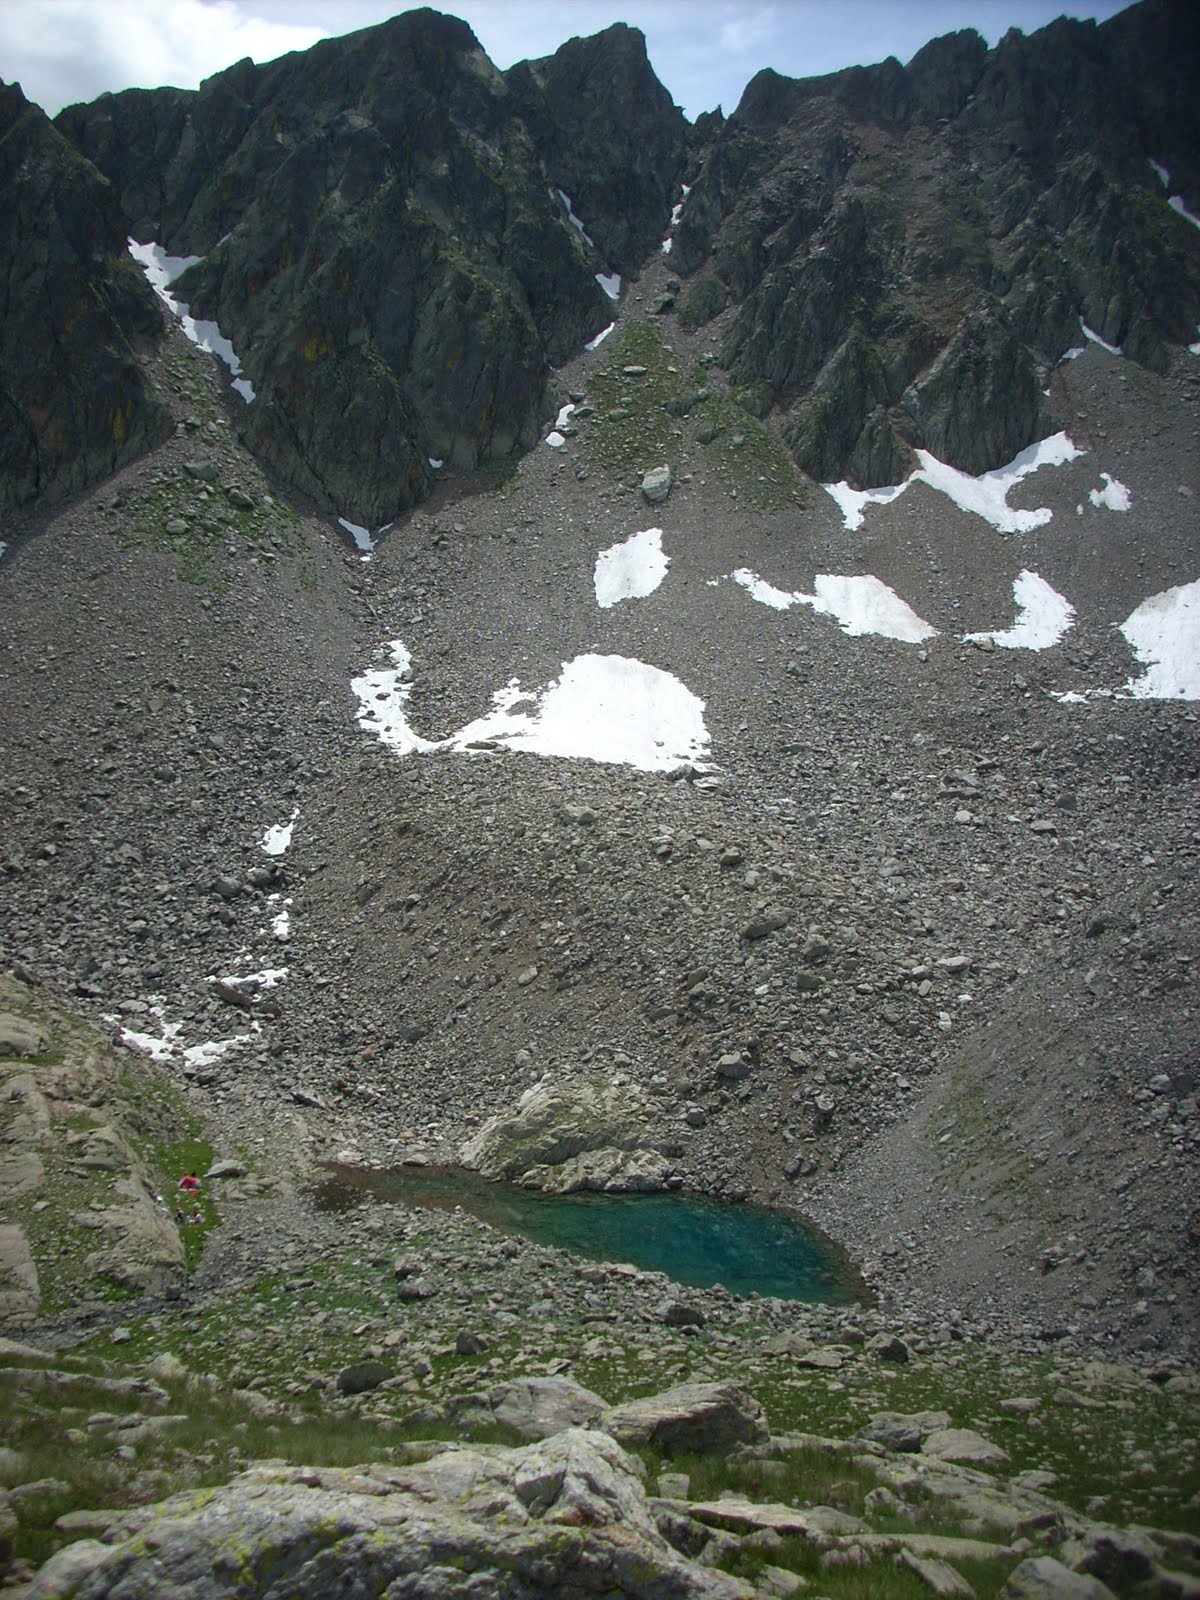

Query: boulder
[25,1431,756,1600]
[603,1381,769,1456]
[0,1014,47,1058]
[857,1410,951,1453]
[1003,1556,1118,1599]
[488,1376,608,1439]
[460,1074,667,1184]
[641,464,673,505]
[923,1427,1009,1466]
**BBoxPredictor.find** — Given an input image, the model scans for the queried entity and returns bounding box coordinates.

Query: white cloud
[0,1,327,115]
[718,5,777,55]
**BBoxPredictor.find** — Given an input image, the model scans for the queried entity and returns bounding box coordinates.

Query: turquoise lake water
[316,1165,861,1305]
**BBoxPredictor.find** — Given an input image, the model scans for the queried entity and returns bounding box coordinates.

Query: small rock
[641,464,673,505]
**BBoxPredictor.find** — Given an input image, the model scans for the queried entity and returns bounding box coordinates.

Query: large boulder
[447,1376,609,1440]
[26,1431,757,1600]
[603,1381,769,1456]
[459,1074,673,1190]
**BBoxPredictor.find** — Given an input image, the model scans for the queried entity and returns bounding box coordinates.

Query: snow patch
[1080,318,1122,356]
[267,893,292,941]
[129,239,255,401]
[1149,158,1170,188]
[1167,194,1200,231]
[116,1000,251,1069]
[353,644,710,772]
[545,431,566,448]
[822,480,907,531]
[1060,346,1086,362]
[1120,579,1200,699]
[596,271,621,301]
[428,457,443,469]
[217,966,288,990]
[449,654,709,771]
[823,434,1082,535]
[963,570,1075,650]
[557,189,594,247]
[555,403,576,430]
[261,807,299,857]
[585,322,615,352]
[734,569,936,643]
[351,641,437,756]
[594,527,669,609]
[913,432,1083,535]
[1088,473,1131,511]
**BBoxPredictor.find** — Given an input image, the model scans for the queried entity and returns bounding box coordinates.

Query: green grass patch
[581,319,804,511]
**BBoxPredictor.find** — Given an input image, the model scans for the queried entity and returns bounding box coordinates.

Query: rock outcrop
[674,0,1200,486]
[26,1430,755,1600]
[0,81,171,511]
[0,978,191,1322]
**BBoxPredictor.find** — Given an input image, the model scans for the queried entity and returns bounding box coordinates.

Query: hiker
[177,1172,202,1198]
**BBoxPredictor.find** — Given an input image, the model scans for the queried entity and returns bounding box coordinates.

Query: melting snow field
[823,433,1083,535]
[1120,579,1200,699]
[822,481,907,532]
[594,527,668,608]
[585,322,615,351]
[353,644,710,772]
[112,1001,253,1071]
[913,434,1083,534]
[733,569,936,643]
[128,240,255,402]
[963,570,1075,651]
[261,808,299,856]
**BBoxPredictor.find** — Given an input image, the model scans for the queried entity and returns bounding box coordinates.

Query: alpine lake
[314,1164,864,1306]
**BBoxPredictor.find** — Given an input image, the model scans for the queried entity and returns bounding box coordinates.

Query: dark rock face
[0,81,171,511]
[55,12,683,524]
[675,0,1200,486]
[504,22,688,276]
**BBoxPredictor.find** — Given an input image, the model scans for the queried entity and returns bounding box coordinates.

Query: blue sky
[2,0,1136,121]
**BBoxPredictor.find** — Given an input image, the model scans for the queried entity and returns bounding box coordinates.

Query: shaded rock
[683,1497,869,1539]
[857,1410,951,1453]
[335,1361,394,1395]
[484,1376,608,1440]
[460,1074,666,1184]
[0,83,170,512]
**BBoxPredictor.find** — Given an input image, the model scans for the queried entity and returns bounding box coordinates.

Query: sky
[2,0,1136,122]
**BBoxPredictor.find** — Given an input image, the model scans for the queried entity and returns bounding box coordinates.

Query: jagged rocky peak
[52,10,685,526]
[0,79,172,511]
[504,22,689,275]
[676,0,1200,488]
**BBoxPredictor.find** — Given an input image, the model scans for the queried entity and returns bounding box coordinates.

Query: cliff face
[503,21,689,276]
[674,0,1200,485]
[0,82,171,511]
[53,12,685,525]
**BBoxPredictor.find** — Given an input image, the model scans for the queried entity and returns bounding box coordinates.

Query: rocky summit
[0,3,1198,1598]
